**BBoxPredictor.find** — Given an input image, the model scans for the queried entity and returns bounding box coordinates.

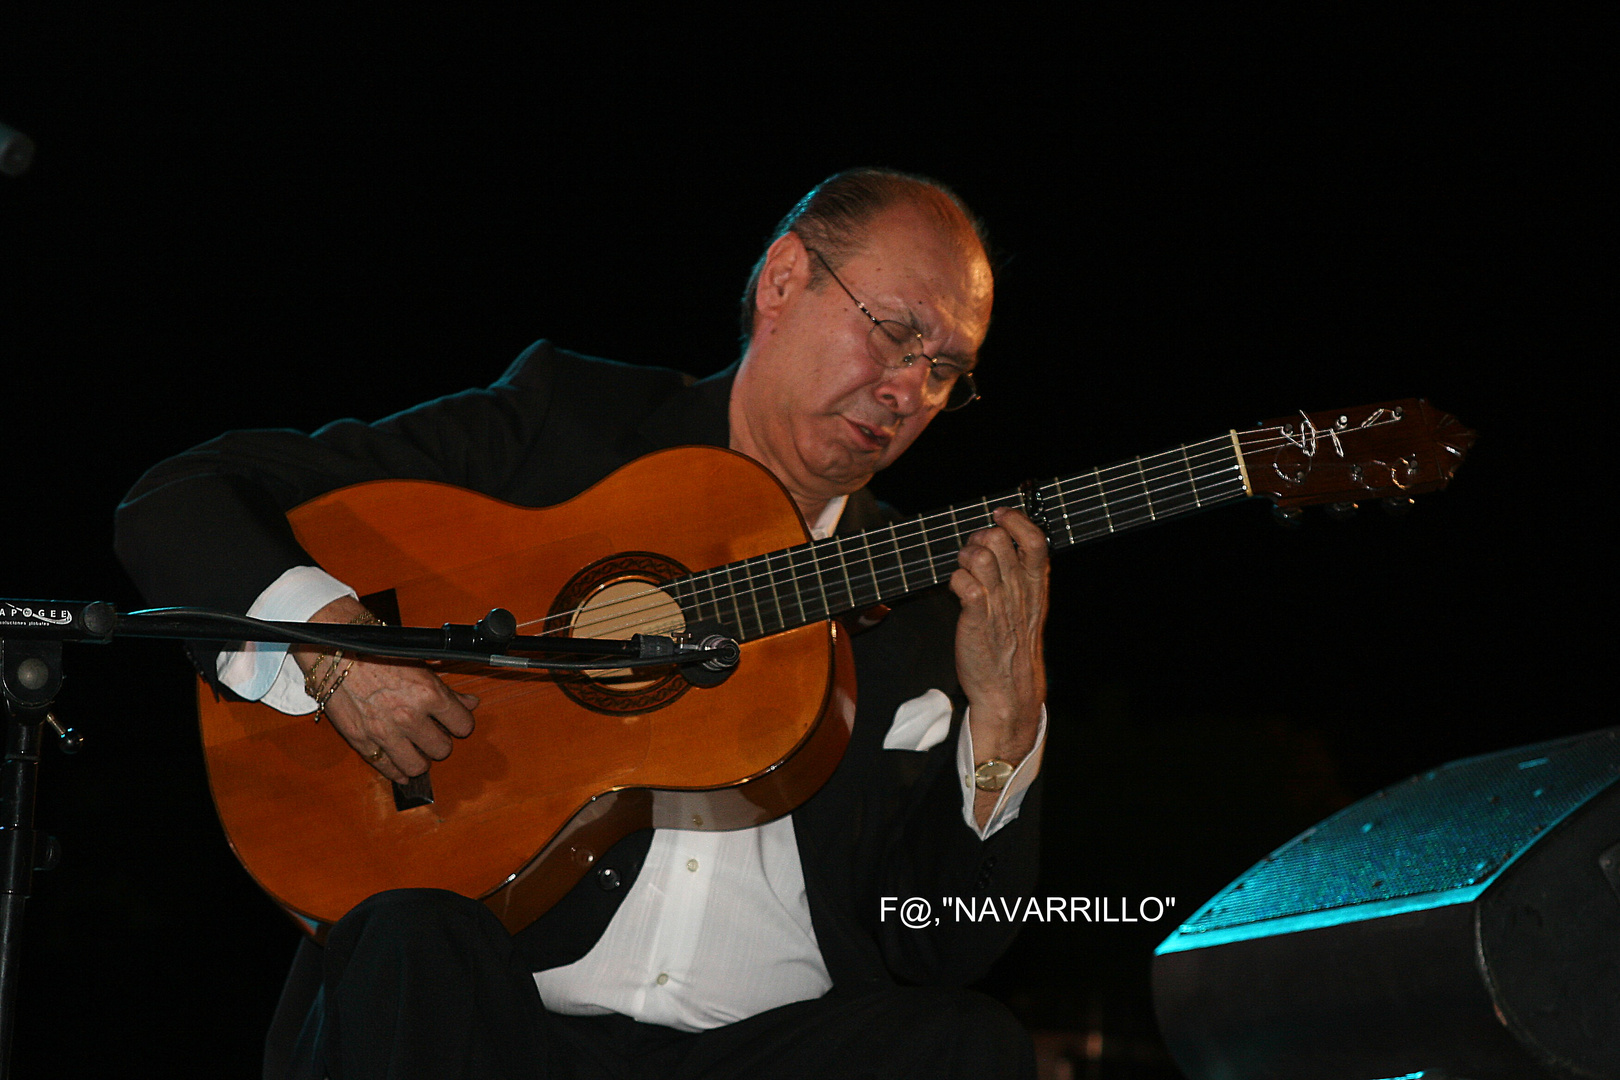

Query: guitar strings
[551,407,1399,643]
[545,437,1252,642]
[405,420,1394,702]
[383,421,1383,696]
[548,434,1253,640]
[429,443,1250,702]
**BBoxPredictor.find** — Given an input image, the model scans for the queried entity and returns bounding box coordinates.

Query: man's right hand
[291,595,479,783]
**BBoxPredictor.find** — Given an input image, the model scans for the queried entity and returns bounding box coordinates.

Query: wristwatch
[973,758,1015,792]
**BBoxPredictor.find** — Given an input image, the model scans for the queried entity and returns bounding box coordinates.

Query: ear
[753,229,812,325]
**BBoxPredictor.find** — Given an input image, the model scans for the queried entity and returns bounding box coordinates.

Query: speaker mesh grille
[1180,727,1620,934]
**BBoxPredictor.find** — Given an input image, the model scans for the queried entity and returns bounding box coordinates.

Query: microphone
[674,621,740,688]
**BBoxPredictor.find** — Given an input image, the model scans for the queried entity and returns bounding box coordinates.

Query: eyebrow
[816,247,979,371]
[871,301,978,370]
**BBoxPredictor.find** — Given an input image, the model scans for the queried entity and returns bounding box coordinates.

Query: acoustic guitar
[199,399,1473,938]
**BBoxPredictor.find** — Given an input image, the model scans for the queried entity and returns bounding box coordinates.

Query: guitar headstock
[1235,399,1475,509]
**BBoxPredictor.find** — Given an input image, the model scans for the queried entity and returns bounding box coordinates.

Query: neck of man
[726,427,834,526]
[724,356,816,526]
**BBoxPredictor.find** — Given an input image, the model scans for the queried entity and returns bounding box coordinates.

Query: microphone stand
[0,597,736,1079]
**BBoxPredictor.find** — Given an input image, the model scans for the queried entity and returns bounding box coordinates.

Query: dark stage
[1,7,1603,1076]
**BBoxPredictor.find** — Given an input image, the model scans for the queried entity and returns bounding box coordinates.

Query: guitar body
[198,446,857,938]
[195,397,1475,940]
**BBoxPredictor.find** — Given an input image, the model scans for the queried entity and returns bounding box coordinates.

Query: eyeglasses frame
[804,247,979,412]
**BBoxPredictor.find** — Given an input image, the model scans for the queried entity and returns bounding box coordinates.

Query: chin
[801,453,875,495]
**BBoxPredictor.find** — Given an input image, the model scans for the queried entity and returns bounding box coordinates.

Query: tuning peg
[1271,505,1303,528]
[1380,497,1415,517]
[1326,502,1358,520]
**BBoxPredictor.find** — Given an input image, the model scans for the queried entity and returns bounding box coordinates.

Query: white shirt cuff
[214,566,356,714]
[881,688,1047,841]
[957,705,1047,839]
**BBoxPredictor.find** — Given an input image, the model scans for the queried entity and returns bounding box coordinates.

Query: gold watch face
[973,759,1014,791]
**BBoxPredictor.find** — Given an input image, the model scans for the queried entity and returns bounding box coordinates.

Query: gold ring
[368,747,386,761]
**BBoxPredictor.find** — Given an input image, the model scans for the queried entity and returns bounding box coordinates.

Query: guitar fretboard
[669,434,1249,642]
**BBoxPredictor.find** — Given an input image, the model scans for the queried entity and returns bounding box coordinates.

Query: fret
[857,535,879,608]
[755,551,785,636]
[782,545,808,626]
[1179,443,1203,509]
[939,508,959,582]
[915,519,937,590]
[720,563,747,639]
[946,505,968,577]
[807,541,832,620]
[1061,470,1120,543]
[1186,440,1243,507]
[912,516,940,587]
[858,530,883,606]
[700,572,719,628]
[830,536,858,614]
[668,573,695,626]
[1135,457,1157,520]
[1105,466,1157,531]
[752,552,776,633]
[1139,449,1192,519]
[742,560,766,639]
[1052,482,1075,548]
[696,566,722,634]
[1093,470,1115,535]
[771,550,789,632]
[890,521,910,594]
[805,543,830,623]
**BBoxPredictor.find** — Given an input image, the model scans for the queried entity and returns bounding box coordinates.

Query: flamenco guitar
[199,399,1473,938]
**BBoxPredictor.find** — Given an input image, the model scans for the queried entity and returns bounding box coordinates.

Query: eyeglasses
[806,248,979,412]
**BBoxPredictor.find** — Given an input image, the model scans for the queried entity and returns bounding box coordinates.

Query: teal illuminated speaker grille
[1159,727,1620,952]
[1153,727,1620,1079]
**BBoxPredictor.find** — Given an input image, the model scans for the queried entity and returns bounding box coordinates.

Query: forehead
[841,203,994,353]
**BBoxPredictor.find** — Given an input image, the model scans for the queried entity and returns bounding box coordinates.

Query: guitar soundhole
[549,551,692,716]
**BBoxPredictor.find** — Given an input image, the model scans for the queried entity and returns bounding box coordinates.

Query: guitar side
[198,446,857,937]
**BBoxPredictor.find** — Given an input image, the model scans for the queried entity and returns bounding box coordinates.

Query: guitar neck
[669,433,1250,642]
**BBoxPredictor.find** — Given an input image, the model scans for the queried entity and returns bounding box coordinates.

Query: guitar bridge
[392,772,434,810]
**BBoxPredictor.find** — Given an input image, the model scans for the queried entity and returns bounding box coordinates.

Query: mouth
[843,417,893,453]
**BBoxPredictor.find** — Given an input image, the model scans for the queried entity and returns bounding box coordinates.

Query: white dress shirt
[218,495,1045,1030]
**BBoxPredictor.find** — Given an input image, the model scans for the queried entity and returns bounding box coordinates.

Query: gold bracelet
[304,648,342,699]
[308,609,383,720]
[315,656,357,724]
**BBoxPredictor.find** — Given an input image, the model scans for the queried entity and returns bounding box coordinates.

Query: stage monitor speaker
[1152,726,1620,1080]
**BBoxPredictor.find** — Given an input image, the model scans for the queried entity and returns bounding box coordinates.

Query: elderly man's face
[731,203,994,516]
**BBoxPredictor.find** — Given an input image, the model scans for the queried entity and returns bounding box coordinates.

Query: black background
[1,5,1604,1075]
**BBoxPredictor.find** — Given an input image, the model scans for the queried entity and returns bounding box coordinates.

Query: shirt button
[595,867,621,891]
[656,973,669,986]
[686,858,699,872]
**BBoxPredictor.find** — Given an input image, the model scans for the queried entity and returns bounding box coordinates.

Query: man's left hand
[950,506,1049,772]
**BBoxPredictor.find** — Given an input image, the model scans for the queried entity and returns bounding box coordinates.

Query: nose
[873,359,934,416]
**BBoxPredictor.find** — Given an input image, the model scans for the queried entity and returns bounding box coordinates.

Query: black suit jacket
[116,342,1042,1065]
